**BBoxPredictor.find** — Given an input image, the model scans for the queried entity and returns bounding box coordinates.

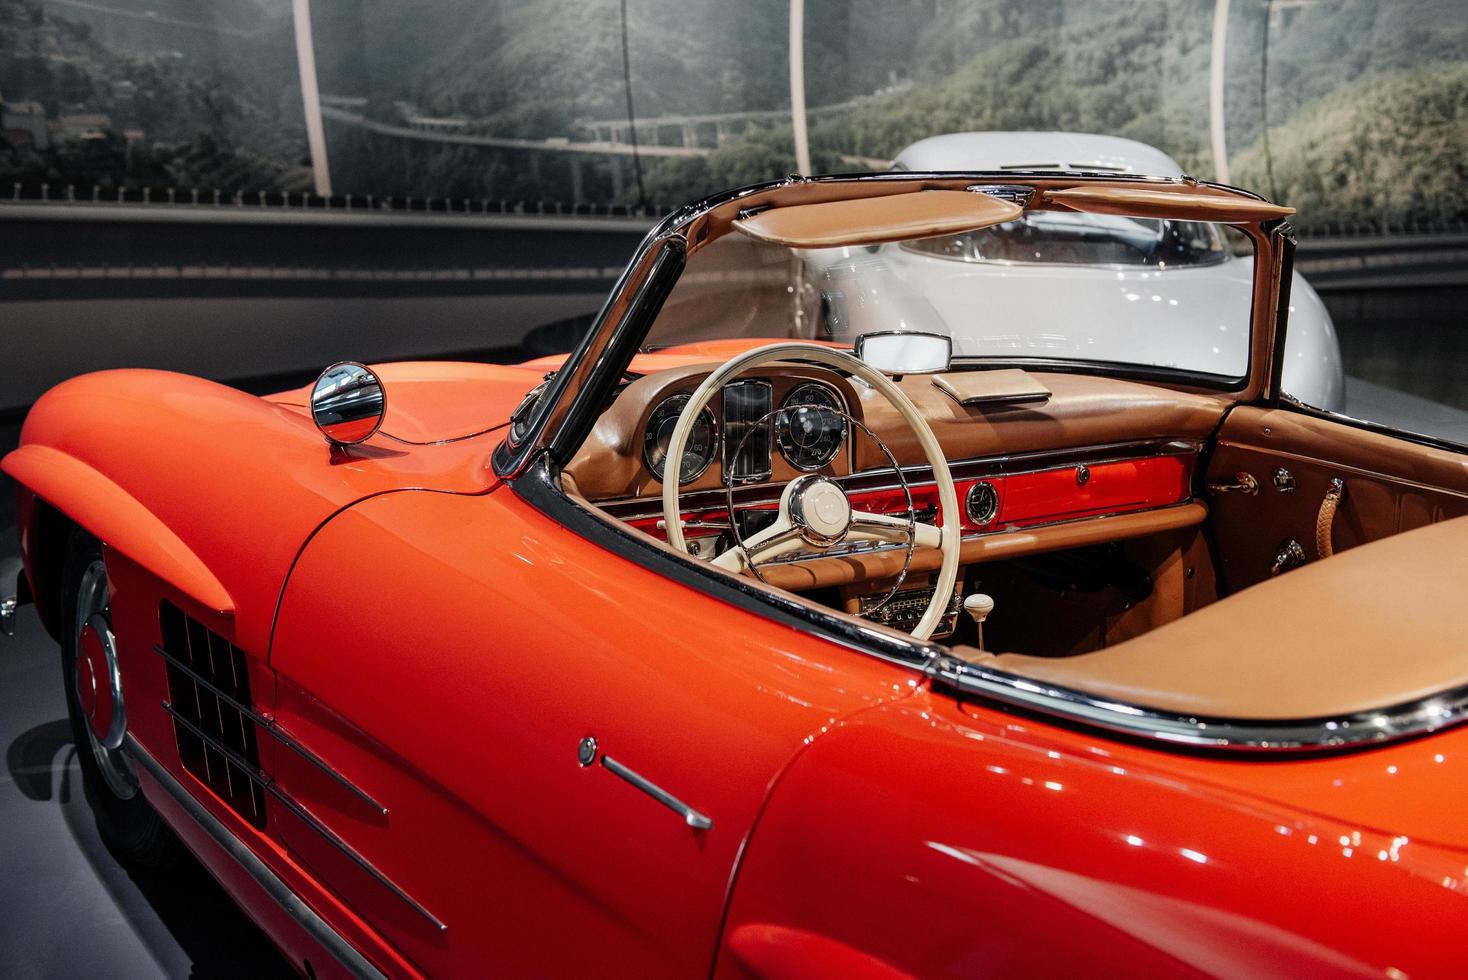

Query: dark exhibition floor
[0,601,292,979]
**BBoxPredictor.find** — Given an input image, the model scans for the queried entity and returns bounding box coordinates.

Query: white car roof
[894,132,1185,177]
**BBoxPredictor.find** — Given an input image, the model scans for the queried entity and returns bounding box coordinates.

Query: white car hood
[819,246,1254,380]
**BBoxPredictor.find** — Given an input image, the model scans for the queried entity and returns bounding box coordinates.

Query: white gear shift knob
[963,593,995,624]
[963,593,995,648]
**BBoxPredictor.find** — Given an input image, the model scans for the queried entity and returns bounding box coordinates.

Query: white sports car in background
[808,132,1344,410]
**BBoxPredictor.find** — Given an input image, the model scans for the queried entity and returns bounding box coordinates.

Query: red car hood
[268,340,840,444]
[267,360,549,443]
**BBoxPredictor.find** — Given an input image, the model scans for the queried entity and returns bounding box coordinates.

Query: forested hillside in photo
[2,0,1464,226]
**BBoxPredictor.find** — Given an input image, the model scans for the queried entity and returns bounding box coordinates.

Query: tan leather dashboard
[565,364,863,500]
[566,366,1230,502]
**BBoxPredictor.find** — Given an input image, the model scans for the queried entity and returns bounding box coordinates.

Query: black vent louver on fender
[159,600,267,829]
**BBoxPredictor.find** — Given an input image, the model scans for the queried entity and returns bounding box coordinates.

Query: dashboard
[568,365,868,500]
[643,378,849,485]
[566,363,1223,631]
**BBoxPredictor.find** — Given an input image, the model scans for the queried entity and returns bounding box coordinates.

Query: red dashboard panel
[628,452,1194,541]
[995,453,1193,528]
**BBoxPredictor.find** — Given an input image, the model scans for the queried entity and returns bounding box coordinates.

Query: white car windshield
[902,214,1232,268]
[643,218,1256,383]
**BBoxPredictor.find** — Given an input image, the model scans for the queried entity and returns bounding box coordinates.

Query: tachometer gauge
[778,383,845,471]
[644,394,717,484]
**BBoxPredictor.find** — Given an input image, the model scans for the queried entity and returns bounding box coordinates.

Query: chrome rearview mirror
[854,331,953,376]
[310,361,385,446]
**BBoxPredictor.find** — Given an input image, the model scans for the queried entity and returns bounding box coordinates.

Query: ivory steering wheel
[661,343,961,640]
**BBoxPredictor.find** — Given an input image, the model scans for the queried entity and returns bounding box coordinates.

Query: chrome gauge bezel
[966,480,999,525]
[777,382,847,472]
[643,393,718,484]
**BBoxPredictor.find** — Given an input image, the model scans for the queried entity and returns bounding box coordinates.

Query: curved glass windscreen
[902,214,1232,269]
[642,216,1255,384]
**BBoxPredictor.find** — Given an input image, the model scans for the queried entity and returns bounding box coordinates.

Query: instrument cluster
[643,379,848,485]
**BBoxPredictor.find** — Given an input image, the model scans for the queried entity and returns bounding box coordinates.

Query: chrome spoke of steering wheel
[712,407,921,599]
[849,512,943,549]
[710,520,802,573]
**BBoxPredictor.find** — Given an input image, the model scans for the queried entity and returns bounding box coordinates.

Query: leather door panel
[1206,406,1468,593]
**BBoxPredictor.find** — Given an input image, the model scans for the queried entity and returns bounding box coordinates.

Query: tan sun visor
[1044,186,1294,224]
[733,190,1023,248]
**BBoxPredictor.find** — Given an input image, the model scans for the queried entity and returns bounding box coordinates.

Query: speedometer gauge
[778,383,845,471]
[644,394,717,484]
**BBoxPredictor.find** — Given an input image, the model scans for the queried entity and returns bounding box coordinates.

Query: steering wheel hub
[788,475,852,548]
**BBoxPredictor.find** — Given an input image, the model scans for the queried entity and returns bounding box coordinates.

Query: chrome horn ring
[722,406,918,617]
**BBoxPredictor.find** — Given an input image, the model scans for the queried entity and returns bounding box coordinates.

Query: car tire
[60,528,182,869]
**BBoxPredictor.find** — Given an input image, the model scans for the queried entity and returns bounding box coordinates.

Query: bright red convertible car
[4,173,1468,978]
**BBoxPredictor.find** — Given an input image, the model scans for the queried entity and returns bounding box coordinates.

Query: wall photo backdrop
[2,0,1465,230]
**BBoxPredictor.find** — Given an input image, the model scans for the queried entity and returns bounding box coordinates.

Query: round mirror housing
[310,361,385,445]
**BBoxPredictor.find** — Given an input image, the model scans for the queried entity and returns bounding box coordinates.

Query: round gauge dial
[643,394,717,484]
[778,383,846,471]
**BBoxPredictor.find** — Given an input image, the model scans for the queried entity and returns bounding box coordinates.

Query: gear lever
[963,593,995,649]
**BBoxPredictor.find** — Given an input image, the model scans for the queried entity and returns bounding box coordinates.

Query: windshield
[901,213,1231,268]
[643,216,1256,382]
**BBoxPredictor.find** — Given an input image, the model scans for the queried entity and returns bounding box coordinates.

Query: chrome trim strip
[601,755,713,830]
[121,733,389,980]
[933,660,1468,753]
[162,703,446,932]
[152,645,388,816]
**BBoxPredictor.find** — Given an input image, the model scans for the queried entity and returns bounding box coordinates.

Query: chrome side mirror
[310,361,385,446]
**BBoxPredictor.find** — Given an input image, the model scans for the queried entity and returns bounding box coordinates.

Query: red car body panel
[3,364,535,653]
[6,245,1467,976]
[103,546,423,977]
[718,691,1468,979]
[267,486,917,976]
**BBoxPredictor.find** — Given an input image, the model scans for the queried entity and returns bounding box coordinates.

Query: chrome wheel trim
[75,559,137,800]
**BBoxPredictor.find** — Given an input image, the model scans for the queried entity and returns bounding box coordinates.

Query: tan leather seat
[961,515,1468,720]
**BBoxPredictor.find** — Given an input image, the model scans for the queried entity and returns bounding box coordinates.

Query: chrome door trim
[934,659,1468,753]
[152,645,387,815]
[601,755,713,830]
[161,703,446,932]
[121,733,389,980]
